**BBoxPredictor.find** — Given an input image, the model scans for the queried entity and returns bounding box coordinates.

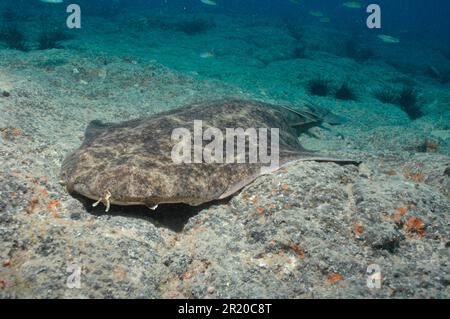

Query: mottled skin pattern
[61,99,353,207]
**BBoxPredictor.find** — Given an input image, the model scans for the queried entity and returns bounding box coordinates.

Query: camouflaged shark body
[61,99,357,210]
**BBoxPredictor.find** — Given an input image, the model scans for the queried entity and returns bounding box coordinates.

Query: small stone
[207,287,215,294]
[444,167,450,177]
[70,212,81,220]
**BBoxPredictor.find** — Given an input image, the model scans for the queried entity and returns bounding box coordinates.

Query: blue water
[79,0,450,46]
[5,0,449,45]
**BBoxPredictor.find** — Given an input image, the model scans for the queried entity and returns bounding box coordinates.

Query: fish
[378,34,400,43]
[200,0,218,6]
[200,51,216,59]
[343,2,362,9]
[309,11,324,17]
[40,0,64,3]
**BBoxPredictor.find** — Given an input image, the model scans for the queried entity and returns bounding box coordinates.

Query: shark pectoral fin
[279,149,361,166]
[305,156,361,165]
[290,120,323,131]
[218,167,281,200]
[219,176,258,200]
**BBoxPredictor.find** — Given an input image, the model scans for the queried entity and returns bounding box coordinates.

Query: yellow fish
[343,2,362,9]
[309,11,324,17]
[377,34,400,43]
[200,0,217,6]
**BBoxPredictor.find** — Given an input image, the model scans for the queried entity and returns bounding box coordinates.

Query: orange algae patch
[424,140,439,151]
[353,221,364,234]
[327,274,343,283]
[11,127,20,136]
[271,187,277,196]
[405,217,426,237]
[47,199,61,217]
[391,213,402,223]
[387,169,397,176]
[256,207,266,214]
[39,188,48,197]
[290,242,305,259]
[396,207,408,215]
[403,171,425,182]
[113,267,128,280]
[26,198,39,214]
[410,173,425,182]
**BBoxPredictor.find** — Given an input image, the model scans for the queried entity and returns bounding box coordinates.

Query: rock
[0,42,448,298]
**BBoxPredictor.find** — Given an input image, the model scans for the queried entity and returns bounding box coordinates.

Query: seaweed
[398,87,422,120]
[38,29,69,50]
[335,83,357,101]
[374,86,423,120]
[306,78,330,97]
[373,87,398,104]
